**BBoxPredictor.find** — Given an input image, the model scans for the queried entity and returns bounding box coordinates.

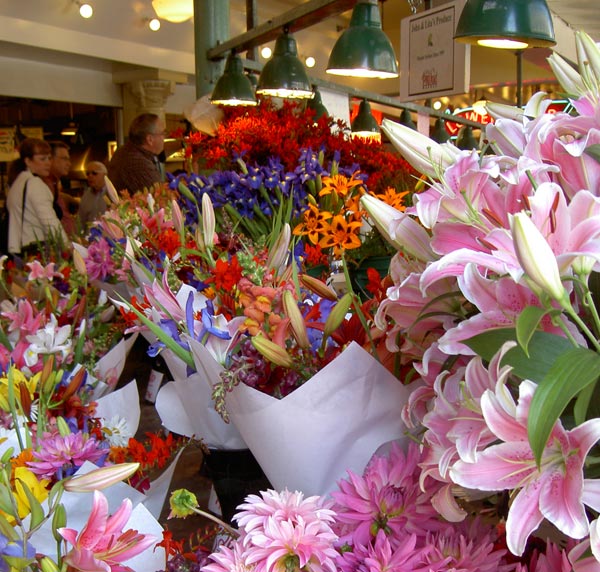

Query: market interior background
[2,0,600,539]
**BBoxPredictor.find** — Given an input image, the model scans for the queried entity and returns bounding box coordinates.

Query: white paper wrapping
[224,341,412,497]
[156,343,247,450]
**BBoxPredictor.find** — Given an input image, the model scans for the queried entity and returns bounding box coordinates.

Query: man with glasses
[107,113,166,195]
[78,161,109,230]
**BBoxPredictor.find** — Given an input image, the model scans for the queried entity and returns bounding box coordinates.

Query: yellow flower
[4,467,50,523]
[0,368,40,413]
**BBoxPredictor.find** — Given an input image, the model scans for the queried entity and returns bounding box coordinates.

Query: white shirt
[7,170,69,253]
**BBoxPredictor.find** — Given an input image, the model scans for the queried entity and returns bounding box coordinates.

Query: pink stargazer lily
[58,490,157,572]
[450,379,600,557]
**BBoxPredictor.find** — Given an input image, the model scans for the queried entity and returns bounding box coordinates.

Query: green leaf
[584,143,600,164]
[465,328,573,383]
[0,484,16,517]
[528,347,600,466]
[0,512,18,539]
[515,306,550,357]
[574,382,595,425]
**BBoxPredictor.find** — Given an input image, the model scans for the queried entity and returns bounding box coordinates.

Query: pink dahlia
[85,238,115,282]
[28,431,106,480]
[331,442,445,549]
[421,518,513,572]
[232,489,339,572]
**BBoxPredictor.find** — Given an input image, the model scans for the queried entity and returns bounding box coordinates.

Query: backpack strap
[20,179,28,252]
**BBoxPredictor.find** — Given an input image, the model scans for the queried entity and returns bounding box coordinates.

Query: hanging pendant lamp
[211,52,257,106]
[256,30,313,99]
[456,125,479,150]
[454,0,555,49]
[306,87,329,120]
[151,0,193,23]
[327,0,398,79]
[430,117,450,143]
[399,108,417,130]
[351,99,381,142]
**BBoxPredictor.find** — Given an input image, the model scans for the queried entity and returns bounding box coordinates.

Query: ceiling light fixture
[456,125,479,150]
[261,46,272,59]
[351,99,381,142]
[77,2,93,19]
[61,103,78,137]
[454,0,556,49]
[256,29,313,99]
[210,52,258,106]
[399,108,417,130]
[151,0,193,23]
[149,18,161,31]
[327,0,398,79]
[305,56,316,68]
[430,117,450,143]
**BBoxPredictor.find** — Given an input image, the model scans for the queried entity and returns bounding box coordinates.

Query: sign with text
[400,0,469,101]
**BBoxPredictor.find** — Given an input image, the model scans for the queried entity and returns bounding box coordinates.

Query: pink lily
[59,490,157,572]
[26,260,63,281]
[449,379,600,556]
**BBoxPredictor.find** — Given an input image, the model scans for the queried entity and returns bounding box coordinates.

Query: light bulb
[305,56,316,68]
[261,46,272,59]
[149,18,161,31]
[432,100,442,111]
[79,3,93,18]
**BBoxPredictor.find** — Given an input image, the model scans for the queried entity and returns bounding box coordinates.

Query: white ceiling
[0,0,597,102]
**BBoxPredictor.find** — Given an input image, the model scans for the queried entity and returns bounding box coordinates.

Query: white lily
[381,118,461,179]
[201,193,215,249]
[266,223,291,273]
[104,175,120,204]
[548,51,586,97]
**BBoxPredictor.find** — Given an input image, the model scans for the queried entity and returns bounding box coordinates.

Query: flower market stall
[6,29,600,572]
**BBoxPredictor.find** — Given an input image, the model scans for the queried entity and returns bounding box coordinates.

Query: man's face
[146,120,166,155]
[51,147,71,178]
[86,167,106,191]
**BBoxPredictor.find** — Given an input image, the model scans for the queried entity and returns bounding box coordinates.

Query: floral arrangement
[351,30,600,567]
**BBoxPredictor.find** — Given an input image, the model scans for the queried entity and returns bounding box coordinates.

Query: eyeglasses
[86,170,103,176]
[33,154,51,161]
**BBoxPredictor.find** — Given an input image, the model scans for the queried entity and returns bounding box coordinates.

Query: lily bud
[381,118,461,179]
[360,194,435,261]
[104,176,120,204]
[266,224,291,272]
[71,246,88,277]
[56,416,71,437]
[252,335,294,369]
[323,292,353,339]
[576,30,600,93]
[299,274,338,301]
[201,193,215,249]
[64,462,140,492]
[39,557,59,572]
[548,52,586,97]
[171,199,184,235]
[510,213,570,307]
[282,290,310,349]
[51,503,67,541]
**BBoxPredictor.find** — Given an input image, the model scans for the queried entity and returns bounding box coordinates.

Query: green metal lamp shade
[430,117,450,143]
[257,32,313,99]
[454,0,556,49]
[351,99,380,140]
[456,125,479,150]
[399,108,417,130]
[306,88,329,120]
[327,0,398,79]
[211,52,257,106]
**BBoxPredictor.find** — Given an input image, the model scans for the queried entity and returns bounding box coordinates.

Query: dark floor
[122,335,270,545]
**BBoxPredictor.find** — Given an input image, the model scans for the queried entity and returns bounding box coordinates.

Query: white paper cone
[95,380,141,437]
[90,333,139,399]
[155,345,246,450]
[225,342,412,496]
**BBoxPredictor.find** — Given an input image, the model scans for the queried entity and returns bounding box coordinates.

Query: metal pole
[246,0,258,61]
[194,0,230,99]
[516,49,523,108]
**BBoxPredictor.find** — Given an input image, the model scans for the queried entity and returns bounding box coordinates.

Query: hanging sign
[400,0,469,101]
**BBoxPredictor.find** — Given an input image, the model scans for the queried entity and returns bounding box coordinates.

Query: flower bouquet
[351,30,600,567]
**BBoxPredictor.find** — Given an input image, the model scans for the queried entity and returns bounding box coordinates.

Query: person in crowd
[44,140,77,235]
[78,161,108,229]
[107,113,166,194]
[6,138,69,256]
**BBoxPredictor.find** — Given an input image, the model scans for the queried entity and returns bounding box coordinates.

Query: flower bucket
[224,341,412,496]
[351,255,391,297]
